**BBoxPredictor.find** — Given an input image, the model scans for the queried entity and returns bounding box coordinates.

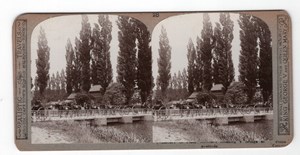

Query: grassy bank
[32,121,149,143]
[32,120,272,144]
[154,120,272,142]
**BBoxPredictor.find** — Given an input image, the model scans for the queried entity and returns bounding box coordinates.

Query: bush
[224,82,248,105]
[75,93,95,108]
[101,83,126,105]
[196,91,216,105]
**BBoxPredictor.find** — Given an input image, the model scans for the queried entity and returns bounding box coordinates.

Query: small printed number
[153,13,159,17]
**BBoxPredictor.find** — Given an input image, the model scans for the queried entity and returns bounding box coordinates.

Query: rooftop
[89,85,102,93]
[67,93,77,100]
[211,84,224,92]
[188,92,200,99]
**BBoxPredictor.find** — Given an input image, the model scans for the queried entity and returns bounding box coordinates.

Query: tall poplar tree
[157,26,172,99]
[200,13,214,91]
[195,36,203,91]
[213,13,235,92]
[182,68,188,92]
[36,27,50,97]
[177,70,182,90]
[55,71,61,91]
[65,39,74,94]
[50,73,56,90]
[117,16,137,104]
[73,37,81,92]
[255,18,272,102]
[239,14,259,104]
[213,23,222,84]
[172,73,178,90]
[135,20,153,103]
[60,69,66,93]
[79,15,92,92]
[92,15,113,94]
[187,39,196,93]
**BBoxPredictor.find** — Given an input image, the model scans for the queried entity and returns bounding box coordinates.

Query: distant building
[89,84,102,101]
[186,84,225,103]
[186,92,199,103]
[67,93,77,101]
[65,93,77,104]
[211,84,224,98]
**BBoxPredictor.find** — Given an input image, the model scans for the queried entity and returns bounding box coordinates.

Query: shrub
[75,93,95,108]
[196,91,216,105]
[224,82,248,105]
[101,83,126,105]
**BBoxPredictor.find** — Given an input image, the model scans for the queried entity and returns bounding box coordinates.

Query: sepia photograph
[29,12,274,144]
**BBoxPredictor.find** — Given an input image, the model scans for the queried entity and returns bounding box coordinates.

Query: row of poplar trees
[186,13,272,104]
[186,13,235,94]
[64,15,153,104]
[35,13,271,105]
[157,13,272,104]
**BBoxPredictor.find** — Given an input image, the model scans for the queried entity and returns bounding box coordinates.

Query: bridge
[32,107,273,125]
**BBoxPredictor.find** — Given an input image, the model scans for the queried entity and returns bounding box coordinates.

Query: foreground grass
[32,121,149,143]
[154,120,272,142]
[32,120,272,143]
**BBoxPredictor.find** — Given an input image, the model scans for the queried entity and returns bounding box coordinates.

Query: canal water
[88,120,273,143]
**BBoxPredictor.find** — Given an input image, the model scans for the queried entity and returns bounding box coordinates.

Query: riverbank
[153,120,272,143]
[32,121,150,143]
[31,120,272,144]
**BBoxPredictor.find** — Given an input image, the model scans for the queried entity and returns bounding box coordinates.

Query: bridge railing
[31,107,273,121]
[32,108,153,120]
[153,107,273,118]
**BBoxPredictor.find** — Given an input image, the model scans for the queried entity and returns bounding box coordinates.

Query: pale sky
[31,13,241,84]
[151,13,241,81]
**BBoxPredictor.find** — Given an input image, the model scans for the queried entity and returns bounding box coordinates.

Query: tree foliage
[238,14,259,104]
[102,83,127,105]
[196,91,216,105]
[79,15,92,92]
[65,39,74,94]
[255,18,272,102]
[224,82,248,105]
[117,16,137,104]
[213,13,235,92]
[75,93,95,108]
[194,36,203,91]
[200,13,214,91]
[135,20,153,103]
[35,27,50,96]
[60,69,66,92]
[91,15,113,94]
[213,23,222,84]
[157,26,172,99]
[73,37,82,92]
[187,39,196,94]
[181,68,188,92]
